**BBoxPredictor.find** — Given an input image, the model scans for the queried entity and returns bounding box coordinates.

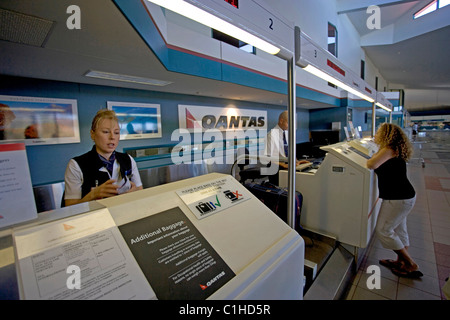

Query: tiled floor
[344,131,450,300]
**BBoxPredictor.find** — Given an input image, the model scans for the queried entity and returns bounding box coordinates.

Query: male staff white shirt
[265,124,288,160]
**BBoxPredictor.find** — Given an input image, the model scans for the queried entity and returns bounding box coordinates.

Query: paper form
[13,208,156,300]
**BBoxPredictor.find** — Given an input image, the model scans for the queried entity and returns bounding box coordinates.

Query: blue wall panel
[0,75,310,186]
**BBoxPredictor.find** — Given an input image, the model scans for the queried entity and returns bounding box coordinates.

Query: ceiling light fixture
[146,0,281,55]
[84,70,172,86]
[375,102,392,112]
[302,64,375,103]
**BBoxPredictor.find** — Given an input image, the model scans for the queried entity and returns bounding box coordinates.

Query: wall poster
[107,101,162,140]
[0,95,80,146]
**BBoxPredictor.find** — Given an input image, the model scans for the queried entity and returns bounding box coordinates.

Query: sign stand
[0,143,37,229]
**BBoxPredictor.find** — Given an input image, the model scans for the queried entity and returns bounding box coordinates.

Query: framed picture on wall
[0,95,80,146]
[107,101,162,140]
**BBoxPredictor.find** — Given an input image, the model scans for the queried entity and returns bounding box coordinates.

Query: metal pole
[287,56,296,229]
[371,102,376,137]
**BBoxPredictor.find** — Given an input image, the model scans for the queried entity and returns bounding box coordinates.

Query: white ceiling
[340,0,450,114]
[0,0,448,114]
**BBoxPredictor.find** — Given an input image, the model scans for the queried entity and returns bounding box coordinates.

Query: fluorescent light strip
[85,70,172,86]
[303,64,375,103]
[376,102,392,112]
[147,0,280,55]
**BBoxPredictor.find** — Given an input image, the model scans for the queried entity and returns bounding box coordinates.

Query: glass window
[439,0,450,8]
[212,30,255,54]
[361,60,365,80]
[327,23,338,88]
[414,0,437,19]
[327,23,337,57]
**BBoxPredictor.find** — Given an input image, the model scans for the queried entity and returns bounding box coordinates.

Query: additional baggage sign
[176,176,248,219]
[0,143,37,229]
[118,206,235,300]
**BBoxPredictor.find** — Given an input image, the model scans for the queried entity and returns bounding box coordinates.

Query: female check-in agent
[64,109,142,207]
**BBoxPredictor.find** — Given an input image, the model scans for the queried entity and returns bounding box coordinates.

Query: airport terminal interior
[0,0,449,301]
[345,131,450,300]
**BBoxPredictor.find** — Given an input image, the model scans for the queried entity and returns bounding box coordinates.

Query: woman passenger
[367,123,422,278]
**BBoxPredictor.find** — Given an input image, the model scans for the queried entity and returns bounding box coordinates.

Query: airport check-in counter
[279,138,380,248]
[1,173,304,300]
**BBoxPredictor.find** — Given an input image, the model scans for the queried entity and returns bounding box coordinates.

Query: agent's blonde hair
[90,109,119,132]
[375,123,412,161]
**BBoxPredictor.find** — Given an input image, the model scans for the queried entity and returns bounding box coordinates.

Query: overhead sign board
[297,31,377,102]
[185,0,295,59]
[376,92,393,110]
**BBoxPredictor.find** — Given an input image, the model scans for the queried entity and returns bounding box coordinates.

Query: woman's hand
[65,179,143,207]
[124,181,143,193]
[296,159,310,166]
[366,147,395,169]
[92,179,119,199]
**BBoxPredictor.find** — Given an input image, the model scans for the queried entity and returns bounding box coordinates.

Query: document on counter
[119,207,235,300]
[13,208,156,300]
[0,143,37,228]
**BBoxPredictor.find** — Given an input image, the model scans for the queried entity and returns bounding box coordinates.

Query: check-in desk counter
[1,173,304,300]
[279,139,380,248]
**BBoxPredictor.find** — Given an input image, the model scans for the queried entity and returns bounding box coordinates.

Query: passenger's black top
[374,157,415,200]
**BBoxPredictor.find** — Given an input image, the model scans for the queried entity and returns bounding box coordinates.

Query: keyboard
[296,162,312,171]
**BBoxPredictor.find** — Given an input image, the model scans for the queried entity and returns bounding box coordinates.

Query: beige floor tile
[357,271,398,300]
[399,274,442,297]
[397,284,441,300]
[351,286,390,300]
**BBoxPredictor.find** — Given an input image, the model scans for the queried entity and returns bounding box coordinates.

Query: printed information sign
[176,176,248,220]
[14,209,156,300]
[118,207,235,300]
[0,143,37,228]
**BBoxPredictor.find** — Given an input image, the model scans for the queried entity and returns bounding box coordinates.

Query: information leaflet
[0,143,37,228]
[118,207,235,300]
[14,209,156,300]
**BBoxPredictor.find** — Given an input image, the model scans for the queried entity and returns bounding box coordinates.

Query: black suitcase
[244,182,303,232]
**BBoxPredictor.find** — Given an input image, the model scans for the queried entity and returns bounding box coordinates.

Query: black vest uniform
[73,146,132,198]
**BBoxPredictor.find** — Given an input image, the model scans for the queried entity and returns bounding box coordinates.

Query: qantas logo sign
[179,105,267,131]
[199,271,226,290]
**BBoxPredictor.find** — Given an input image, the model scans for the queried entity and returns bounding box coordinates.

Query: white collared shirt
[265,124,288,159]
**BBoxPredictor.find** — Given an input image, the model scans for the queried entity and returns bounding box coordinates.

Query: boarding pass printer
[280,138,380,248]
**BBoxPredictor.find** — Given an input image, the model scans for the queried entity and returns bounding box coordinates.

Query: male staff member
[265,111,309,185]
